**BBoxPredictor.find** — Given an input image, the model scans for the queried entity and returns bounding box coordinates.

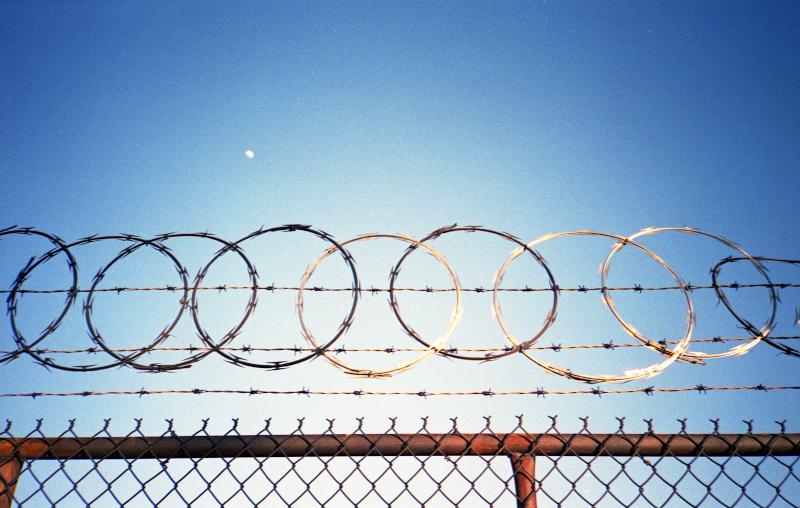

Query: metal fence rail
[1,418,798,507]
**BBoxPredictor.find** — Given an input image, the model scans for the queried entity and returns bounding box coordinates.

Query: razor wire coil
[1,225,798,382]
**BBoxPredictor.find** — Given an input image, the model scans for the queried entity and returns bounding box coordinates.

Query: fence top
[1,418,798,459]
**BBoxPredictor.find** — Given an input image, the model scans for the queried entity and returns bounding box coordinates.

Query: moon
[244,150,255,159]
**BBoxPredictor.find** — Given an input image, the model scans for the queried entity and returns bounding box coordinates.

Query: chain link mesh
[1,418,797,507]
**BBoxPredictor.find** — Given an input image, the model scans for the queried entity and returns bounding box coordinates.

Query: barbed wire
[0,384,798,399]
[1,225,798,383]
[2,335,799,357]
[8,280,797,294]
[711,256,800,359]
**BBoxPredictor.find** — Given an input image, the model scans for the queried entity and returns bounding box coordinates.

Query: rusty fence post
[510,454,537,508]
[0,456,22,508]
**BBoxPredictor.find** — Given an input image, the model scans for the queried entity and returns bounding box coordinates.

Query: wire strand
[5,281,799,295]
[1,384,797,399]
[3,335,799,356]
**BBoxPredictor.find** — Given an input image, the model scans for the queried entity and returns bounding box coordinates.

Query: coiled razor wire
[0,225,798,383]
[494,230,695,384]
[299,233,461,378]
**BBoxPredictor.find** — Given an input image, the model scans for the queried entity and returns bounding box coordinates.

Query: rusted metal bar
[0,456,22,508]
[0,433,797,460]
[510,454,537,508]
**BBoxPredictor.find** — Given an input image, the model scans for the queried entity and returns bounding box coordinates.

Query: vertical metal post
[0,456,22,508]
[510,454,537,508]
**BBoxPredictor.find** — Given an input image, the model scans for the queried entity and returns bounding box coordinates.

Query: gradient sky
[1,1,799,438]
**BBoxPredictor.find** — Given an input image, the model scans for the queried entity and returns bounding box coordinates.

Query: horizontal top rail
[1,433,798,459]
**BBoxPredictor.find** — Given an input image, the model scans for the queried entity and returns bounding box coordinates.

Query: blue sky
[1,1,799,435]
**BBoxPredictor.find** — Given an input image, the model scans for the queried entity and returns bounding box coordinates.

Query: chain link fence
[1,418,798,507]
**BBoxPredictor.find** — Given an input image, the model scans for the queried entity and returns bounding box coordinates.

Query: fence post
[0,456,22,508]
[510,454,537,507]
